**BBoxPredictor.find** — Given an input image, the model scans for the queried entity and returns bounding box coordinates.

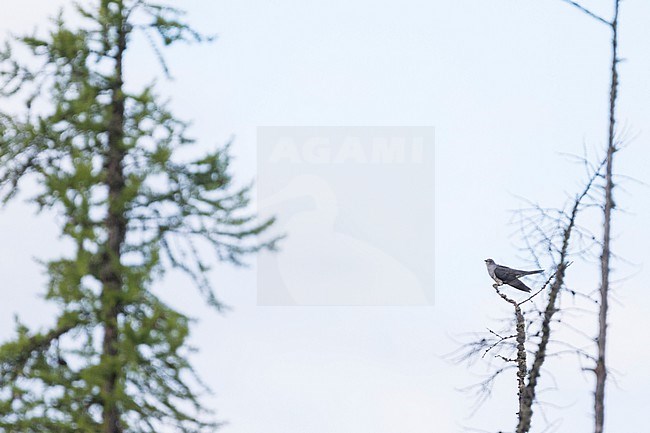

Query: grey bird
[484,258,543,293]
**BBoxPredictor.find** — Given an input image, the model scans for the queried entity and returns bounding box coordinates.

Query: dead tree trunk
[492,281,553,433]
[557,2,621,430]
[492,286,528,429]
[595,1,620,432]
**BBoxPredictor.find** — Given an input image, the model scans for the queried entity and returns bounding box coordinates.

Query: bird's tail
[521,269,543,276]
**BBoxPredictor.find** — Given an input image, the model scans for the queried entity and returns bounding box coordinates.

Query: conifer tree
[0,2,277,432]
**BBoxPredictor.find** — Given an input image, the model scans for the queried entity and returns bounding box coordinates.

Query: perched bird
[484,258,543,293]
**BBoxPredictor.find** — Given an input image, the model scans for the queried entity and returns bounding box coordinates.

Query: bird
[484,258,543,293]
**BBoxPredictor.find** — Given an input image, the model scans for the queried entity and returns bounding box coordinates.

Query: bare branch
[559,0,611,26]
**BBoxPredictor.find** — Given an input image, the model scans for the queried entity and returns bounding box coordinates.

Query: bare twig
[483,329,518,359]
[559,0,611,26]
[518,270,564,307]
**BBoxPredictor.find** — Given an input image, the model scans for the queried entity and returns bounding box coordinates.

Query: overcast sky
[1,1,650,432]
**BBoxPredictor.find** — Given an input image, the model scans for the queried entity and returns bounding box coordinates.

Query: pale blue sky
[1,1,650,432]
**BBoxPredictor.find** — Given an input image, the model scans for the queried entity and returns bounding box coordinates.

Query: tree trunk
[513,302,528,433]
[595,2,619,432]
[99,10,127,433]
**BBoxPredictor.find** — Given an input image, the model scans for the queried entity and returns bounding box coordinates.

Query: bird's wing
[494,266,523,282]
[505,278,532,293]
